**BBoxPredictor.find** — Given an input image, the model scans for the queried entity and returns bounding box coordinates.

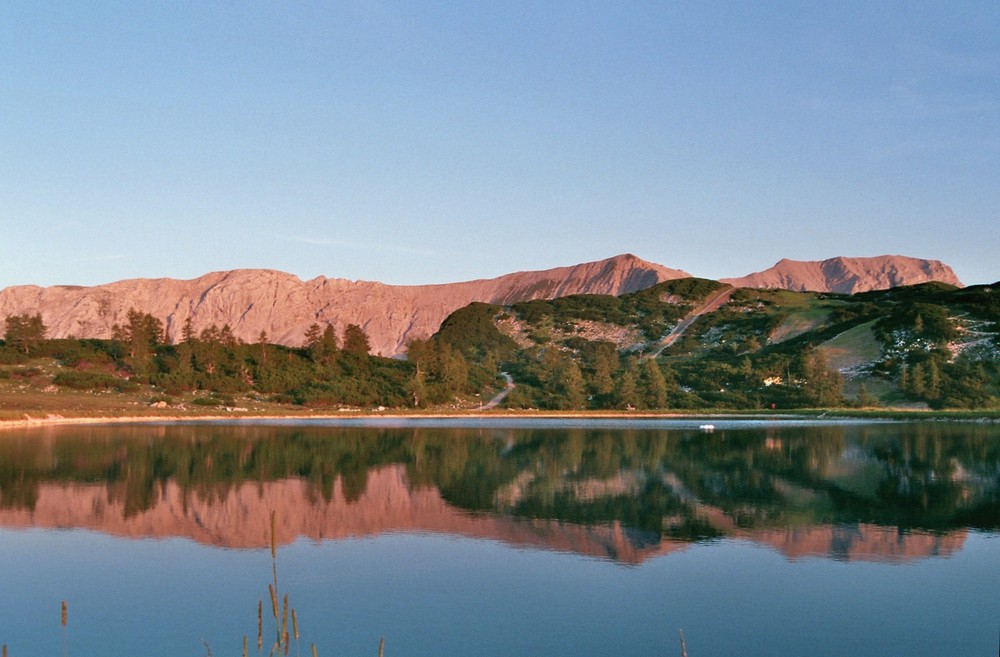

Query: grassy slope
[817,320,882,371]
[770,307,831,344]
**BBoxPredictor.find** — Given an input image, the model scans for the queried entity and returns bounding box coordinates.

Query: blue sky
[2,2,998,289]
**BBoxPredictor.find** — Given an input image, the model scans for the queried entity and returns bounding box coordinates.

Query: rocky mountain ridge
[721,255,962,294]
[0,254,962,356]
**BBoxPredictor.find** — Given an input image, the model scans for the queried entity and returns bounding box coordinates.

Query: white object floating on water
[699,424,715,432]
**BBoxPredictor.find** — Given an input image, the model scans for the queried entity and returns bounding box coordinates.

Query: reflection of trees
[822,425,1000,531]
[0,438,42,511]
[1,423,998,538]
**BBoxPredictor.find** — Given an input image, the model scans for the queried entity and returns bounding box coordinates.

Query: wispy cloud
[287,235,440,258]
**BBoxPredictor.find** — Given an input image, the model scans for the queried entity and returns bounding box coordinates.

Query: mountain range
[0,254,962,356]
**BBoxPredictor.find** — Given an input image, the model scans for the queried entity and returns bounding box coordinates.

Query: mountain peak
[721,255,963,293]
[608,252,642,264]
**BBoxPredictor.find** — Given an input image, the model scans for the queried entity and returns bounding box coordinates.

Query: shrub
[11,366,45,379]
[52,371,122,390]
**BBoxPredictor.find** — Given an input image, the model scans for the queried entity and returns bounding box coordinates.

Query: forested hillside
[423,279,1000,411]
[2,279,998,412]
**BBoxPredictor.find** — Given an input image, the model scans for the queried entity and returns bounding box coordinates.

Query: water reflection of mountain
[0,422,997,563]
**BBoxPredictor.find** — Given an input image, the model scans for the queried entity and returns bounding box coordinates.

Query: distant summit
[0,253,962,355]
[721,255,962,294]
[477,253,691,305]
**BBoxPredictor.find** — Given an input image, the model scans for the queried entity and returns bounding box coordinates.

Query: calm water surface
[1,419,998,656]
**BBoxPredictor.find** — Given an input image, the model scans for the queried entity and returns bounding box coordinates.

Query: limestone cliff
[0,254,688,356]
[0,253,963,356]
[721,255,962,294]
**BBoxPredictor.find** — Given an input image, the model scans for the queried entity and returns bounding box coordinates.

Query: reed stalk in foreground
[61,600,68,657]
[281,594,290,656]
[271,511,278,584]
[269,585,279,623]
[258,600,264,651]
[258,511,398,657]
[262,511,303,657]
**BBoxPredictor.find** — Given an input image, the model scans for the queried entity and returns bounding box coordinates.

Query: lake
[1,418,998,656]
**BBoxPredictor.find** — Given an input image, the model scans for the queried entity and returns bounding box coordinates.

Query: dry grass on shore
[3,374,999,431]
[0,386,304,422]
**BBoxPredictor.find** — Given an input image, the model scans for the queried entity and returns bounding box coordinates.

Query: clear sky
[2,2,998,289]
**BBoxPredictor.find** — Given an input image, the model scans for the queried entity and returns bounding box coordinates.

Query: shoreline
[3,407,998,431]
[0,410,744,431]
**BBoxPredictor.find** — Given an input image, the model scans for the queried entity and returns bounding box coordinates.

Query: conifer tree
[926,359,942,400]
[555,359,586,410]
[588,343,618,398]
[111,309,164,378]
[641,359,668,410]
[615,368,639,409]
[342,324,371,357]
[3,313,47,354]
[310,324,339,365]
[181,316,196,343]
[303,323,322,348]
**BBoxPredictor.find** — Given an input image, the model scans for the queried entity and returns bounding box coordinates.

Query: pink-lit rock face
[0,254,688,356]
[721,255,962,294]
[0,253,962,357]
[0,465,965,564]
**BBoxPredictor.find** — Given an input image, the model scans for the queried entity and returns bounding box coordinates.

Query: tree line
[2,311,420,408]
[5,276,998,411]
